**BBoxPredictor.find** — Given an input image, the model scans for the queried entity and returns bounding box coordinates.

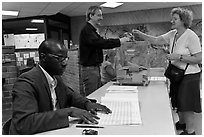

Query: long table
[38,68,176,135]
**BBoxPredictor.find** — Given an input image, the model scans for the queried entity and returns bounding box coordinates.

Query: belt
[81,65,100,69]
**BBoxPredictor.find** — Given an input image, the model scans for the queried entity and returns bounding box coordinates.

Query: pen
[76,125,104,128]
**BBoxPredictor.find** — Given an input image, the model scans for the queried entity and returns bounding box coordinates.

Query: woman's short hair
[171,7,193,28]
[86,6,102,22]
[105,49,116,61]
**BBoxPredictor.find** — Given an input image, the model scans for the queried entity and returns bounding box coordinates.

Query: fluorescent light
[2,10,19,16]
[31,19,44,23]
[26,28,38,31]
[100,2,123,8]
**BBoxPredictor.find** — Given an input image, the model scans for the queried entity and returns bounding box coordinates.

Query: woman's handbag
[164,32,189,82]
[164,63,189,82]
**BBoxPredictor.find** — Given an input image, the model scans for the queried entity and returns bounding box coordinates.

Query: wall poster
[14,33,45,49]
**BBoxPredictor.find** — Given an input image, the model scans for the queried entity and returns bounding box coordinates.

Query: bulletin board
[14,33,45,49]
[15,51,39,67]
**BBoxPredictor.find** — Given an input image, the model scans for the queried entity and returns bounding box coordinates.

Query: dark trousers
[81,66,102,96]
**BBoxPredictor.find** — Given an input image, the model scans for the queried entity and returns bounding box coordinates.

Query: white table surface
[38,68,176,135]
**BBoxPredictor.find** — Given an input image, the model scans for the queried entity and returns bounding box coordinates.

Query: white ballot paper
[107,85,138,93]
[97,85,142,126]
[149,77,166,81]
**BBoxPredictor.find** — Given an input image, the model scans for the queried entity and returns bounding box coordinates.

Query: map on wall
[14,33,45,49]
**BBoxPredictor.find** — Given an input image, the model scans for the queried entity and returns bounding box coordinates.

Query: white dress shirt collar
[39,65,57,88]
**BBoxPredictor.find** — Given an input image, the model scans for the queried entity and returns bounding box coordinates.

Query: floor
[172,110,202,135]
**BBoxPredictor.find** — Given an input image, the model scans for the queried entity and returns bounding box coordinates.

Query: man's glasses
[47,53,69,63]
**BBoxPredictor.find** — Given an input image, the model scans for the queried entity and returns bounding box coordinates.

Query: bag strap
[169,32,189,71]
[184,63,189,71]
[171,32,177,53]
[169,33,177,64]
[170,32,177,54]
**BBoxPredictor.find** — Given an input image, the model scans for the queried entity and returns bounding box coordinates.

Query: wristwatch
[179,55,183,61]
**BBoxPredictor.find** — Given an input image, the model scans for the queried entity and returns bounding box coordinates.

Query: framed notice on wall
[14,33,45,49]
[3,34,15,46]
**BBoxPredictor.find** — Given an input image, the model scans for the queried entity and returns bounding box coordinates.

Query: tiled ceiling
[2,2,201,35]
[2,2,201,20]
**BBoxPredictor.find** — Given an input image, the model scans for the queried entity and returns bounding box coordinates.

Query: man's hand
[85,102,112,115]
[124,32,135,41]
[69,107,99,124]
[119,37,131,45]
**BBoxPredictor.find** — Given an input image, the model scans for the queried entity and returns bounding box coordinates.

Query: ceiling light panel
[31,19,44,23]
[2,10,19,16]
[100,2,123,8]
[26,28,38,31]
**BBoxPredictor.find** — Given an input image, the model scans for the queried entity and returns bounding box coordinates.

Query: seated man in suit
[9,39,112,135]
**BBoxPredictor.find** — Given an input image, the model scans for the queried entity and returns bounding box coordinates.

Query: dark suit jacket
[9,65,89,134]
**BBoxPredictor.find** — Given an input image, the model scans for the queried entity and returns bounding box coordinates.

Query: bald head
[38,39,67,60]
[38,39,68,76]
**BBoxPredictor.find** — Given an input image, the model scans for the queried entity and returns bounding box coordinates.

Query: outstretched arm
[132,29,167,45]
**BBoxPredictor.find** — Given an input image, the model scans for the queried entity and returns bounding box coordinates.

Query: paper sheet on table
[102,93,139,102]
[149,77,166,81]
[98,97,141,126]
[107,85,138,92]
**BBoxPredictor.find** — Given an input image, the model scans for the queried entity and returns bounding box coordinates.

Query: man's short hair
[86,6,102,22]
